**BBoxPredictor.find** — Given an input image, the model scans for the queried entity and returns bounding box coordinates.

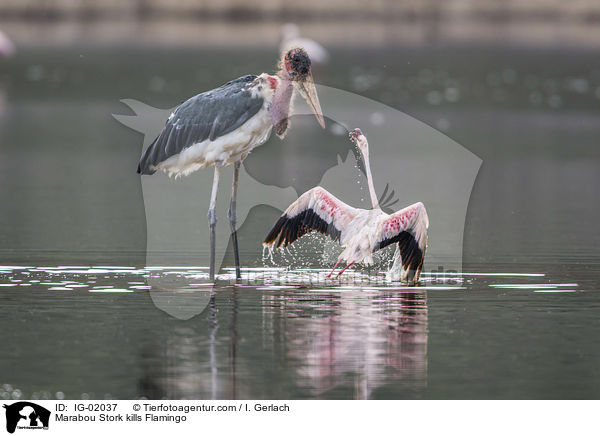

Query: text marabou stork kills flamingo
[264,128,429,283]
[137,48,325,280]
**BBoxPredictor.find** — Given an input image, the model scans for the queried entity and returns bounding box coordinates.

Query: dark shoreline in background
[1,18,600,50]
[2,7,600,24]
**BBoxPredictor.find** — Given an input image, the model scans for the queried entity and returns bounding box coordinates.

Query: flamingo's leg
[336,261,356,278]
[208,165,220,281]
[228,161,241,280]
[327,259,342,278]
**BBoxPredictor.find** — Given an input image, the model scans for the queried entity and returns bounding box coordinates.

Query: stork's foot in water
[228,161,242,280]
[208,209,217,281]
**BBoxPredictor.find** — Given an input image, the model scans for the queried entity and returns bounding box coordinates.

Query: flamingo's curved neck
[360,142,380,210]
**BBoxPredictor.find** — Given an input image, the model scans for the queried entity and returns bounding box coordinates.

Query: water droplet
[329,123,346,136]
[547,94,562,108]
[529,91,543,105]
[436,118,450,131]
[565,77,588,94]
[426,90,442,105]
[444,87,460,103]
[502,68,517,84]
[26,65,45,81]
[369,112,385,125]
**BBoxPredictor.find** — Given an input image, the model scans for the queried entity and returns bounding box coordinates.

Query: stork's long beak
[296,72,325,128]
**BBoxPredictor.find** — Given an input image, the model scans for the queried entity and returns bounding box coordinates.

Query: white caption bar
[1,400,597,435]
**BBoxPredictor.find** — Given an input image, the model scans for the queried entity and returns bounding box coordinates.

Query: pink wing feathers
[264,186,359,248]
[374,202,429,282]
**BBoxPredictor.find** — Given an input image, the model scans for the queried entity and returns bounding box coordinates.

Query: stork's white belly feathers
[156,105,273,177]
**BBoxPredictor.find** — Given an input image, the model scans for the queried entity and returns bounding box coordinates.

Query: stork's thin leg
[228,161,241,280]
[208,166,220,281]
[327,259,342,278]
[336,261,356,278]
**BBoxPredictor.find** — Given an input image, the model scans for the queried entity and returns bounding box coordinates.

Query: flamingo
[137,48,325,280]
[264,128,429,283]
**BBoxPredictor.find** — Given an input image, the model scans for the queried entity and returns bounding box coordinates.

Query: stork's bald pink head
[283,48,312,80]
[279,47,325,129]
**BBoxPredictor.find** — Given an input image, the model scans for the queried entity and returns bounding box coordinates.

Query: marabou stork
[264,128,429,283]
[137,48,325,280]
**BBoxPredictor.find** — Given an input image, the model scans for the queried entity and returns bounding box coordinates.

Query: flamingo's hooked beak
[349,128,368,157]
[349,128,363,143]
[295,72,325,129]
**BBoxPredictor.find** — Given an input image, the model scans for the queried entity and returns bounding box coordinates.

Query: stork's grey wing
[137,75,264,174]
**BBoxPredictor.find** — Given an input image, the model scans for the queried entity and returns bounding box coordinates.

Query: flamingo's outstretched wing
[374,202,429,282]
[264,187,359,248]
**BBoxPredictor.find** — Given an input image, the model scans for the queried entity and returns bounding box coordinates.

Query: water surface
[0,264,598,399]
[0,46,599,399]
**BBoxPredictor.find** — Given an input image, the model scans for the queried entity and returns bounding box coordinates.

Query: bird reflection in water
[138,289,427,400]
[262,291,428,398]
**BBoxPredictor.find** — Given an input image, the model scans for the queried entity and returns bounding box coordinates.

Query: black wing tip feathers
[263,209,341,249]
[398,232,426,283]
[377,230,426,284]
[264,215,288,247]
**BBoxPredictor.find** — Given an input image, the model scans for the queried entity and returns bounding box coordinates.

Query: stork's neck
[270,75,294,137]
[360,142,380,210]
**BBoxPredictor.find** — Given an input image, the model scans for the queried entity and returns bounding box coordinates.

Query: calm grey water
[0,46,599,399]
